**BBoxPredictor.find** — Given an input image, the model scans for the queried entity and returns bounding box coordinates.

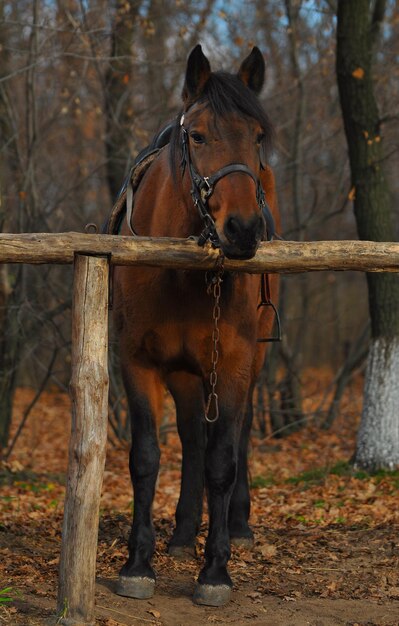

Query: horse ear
[237,47,265,94]
[182,45,211,103]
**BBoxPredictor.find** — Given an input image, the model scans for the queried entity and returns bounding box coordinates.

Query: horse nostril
[223,214,263,255]
[225,217,241,242]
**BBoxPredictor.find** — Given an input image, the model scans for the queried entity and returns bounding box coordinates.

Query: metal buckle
[200,177,213,203]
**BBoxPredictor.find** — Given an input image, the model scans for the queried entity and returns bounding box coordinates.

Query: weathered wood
[0,232,399,272]
[57,254,109,626]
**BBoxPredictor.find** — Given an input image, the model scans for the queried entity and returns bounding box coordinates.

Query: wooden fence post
[57,254,109,626]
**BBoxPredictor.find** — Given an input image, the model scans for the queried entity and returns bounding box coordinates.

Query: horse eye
[190,132,205,144]
[257,132,265,144]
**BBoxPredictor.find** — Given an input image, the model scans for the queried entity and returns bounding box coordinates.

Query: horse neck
[134,148,202,239]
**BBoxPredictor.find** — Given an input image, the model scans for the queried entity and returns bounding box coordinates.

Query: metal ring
[85,222,98,234]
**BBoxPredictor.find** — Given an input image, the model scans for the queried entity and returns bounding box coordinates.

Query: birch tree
[336,0,399,470]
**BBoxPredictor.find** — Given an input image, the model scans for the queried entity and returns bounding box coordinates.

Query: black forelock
[199,72,272,133]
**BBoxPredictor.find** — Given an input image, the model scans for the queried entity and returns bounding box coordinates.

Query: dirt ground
[1,378,399,625]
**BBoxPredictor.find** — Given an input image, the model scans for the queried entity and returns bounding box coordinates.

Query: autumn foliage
[1,374,398,625]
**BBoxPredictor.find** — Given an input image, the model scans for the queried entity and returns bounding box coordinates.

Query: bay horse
[112,45,280,607]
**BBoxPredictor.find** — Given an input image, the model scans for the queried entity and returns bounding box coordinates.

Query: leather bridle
[180,114,281,343]
[179,114,276,247]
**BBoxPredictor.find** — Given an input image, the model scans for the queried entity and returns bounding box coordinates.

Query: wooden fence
[1,232,399,626]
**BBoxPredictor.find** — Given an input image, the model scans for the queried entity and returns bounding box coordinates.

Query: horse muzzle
[221,214,264,259]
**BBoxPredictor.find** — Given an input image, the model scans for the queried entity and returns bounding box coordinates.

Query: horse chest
[137,304,258,380]
[140,321,209,373]
[116,268,259,375]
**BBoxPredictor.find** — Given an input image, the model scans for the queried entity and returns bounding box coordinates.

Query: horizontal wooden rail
[0,232,399,273]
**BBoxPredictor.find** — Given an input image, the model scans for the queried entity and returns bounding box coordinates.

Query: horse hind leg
[116,364,163,600]
[228,395,254,548]
[166,372,206,560]
[194,383,247,607]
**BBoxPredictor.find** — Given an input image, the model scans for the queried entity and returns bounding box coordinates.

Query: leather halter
[180,117,275,247]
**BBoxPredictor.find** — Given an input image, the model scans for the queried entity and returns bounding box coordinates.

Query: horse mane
[168,70,274,180]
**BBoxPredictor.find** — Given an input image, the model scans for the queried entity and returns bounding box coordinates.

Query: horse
[112,44,280,607]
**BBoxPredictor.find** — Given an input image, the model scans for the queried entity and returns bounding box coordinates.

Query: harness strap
[126,180,137,236]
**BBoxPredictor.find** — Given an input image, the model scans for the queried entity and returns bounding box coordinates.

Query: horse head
[179,45,273,260]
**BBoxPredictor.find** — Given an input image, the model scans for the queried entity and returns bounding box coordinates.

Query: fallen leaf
[258,543,277,559]
[9,460,24,473]
[352,67,364,79]
[387,586,399,599]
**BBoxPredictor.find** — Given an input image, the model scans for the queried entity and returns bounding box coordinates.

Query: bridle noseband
[180,115,275,247]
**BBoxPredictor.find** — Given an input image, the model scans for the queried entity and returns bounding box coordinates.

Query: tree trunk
[104,1,141,200]
[270,0,305,432]
[336,0,399,470]
[0,0,22,450]
[0,282,20,449]
[356,337,399,469]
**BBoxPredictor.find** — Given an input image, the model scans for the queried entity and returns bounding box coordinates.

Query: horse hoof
[168,544,196,560]
[116,575,155,599]
[193,583,232,607]
[230,536,254,549]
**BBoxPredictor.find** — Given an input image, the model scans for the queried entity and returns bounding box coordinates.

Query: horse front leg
[229,393,254,547]
[167,372,206,559]
[194,390,245,607]
[116,364,163,600]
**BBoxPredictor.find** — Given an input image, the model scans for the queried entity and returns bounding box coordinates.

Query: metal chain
[205,254,224,423]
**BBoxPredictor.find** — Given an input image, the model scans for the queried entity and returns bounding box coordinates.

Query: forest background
[1,0,399,443]
[1,2,399,624]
